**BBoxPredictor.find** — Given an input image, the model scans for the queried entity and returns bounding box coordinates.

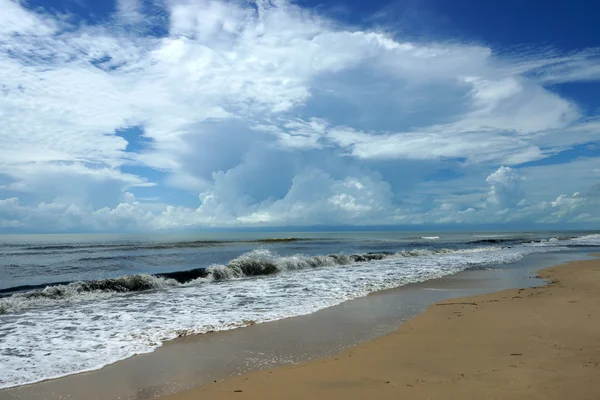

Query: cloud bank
[0,0,599,231]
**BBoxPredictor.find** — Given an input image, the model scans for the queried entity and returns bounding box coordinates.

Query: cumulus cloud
[0,0,599,231]
[234,169,396,225]
[397,164,600,226]
[485,166,524,210]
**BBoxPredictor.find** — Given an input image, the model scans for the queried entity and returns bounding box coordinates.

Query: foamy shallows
[0,232,599,389]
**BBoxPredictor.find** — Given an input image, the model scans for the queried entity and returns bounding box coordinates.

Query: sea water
[0,231,599,388]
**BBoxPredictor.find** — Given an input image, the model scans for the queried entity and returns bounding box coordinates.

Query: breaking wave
[0,275,181,315]
[568,234,600,245]
[0,247,477,314]
[2,232,599,315]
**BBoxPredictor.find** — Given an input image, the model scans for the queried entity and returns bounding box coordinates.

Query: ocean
[1,231,599,389]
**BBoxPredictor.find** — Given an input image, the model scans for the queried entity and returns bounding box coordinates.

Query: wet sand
[0,251,595,400]
[166,256,600,400]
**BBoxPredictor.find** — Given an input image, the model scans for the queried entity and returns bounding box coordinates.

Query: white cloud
[0,162,151,208]
[0,0,599,231]
[326,127,547,164]
[116,0,143,23]
[0,0,60,36]
[529,50,600,84]
[485,166,524,209]
[0,196,157,231]
[235,169,396,225]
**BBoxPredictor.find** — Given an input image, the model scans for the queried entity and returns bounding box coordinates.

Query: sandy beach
[165,257,600,400]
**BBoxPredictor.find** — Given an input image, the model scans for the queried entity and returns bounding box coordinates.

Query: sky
[0,0,599,232]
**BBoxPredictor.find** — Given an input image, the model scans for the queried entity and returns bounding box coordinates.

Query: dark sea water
[0,230,599,389]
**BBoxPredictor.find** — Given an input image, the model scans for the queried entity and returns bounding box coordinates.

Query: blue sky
[0,0,599,232]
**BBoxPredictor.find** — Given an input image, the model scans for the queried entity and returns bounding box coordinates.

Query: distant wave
[468,237,531,245]
[469,237,572,245]
[23,241,222,250]
[254,237,311,243]
[570,234,600,241]
[565,234,600,246]
[4,238,315,255]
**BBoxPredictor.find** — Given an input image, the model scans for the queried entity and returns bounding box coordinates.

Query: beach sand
[165,257,600,400]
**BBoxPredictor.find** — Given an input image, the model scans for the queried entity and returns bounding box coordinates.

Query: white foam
[570,234,600,245]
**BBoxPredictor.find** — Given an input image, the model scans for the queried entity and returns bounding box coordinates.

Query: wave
[77,255,139,262]
[3,233,598,314]
[3,238,315,255]
[470,235,584,246]
[253,238,311,243]
[570,233,600,241]
[543,236,576,242]
[565,234,600,246]
[468,237,531,245]
[0,247,468,314]
[207,249,387,280]
[0,275,180,315]
[19,240,230,252]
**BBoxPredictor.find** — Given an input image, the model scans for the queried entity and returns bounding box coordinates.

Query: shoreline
[0,250,596,399]
[165,255,600,400]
